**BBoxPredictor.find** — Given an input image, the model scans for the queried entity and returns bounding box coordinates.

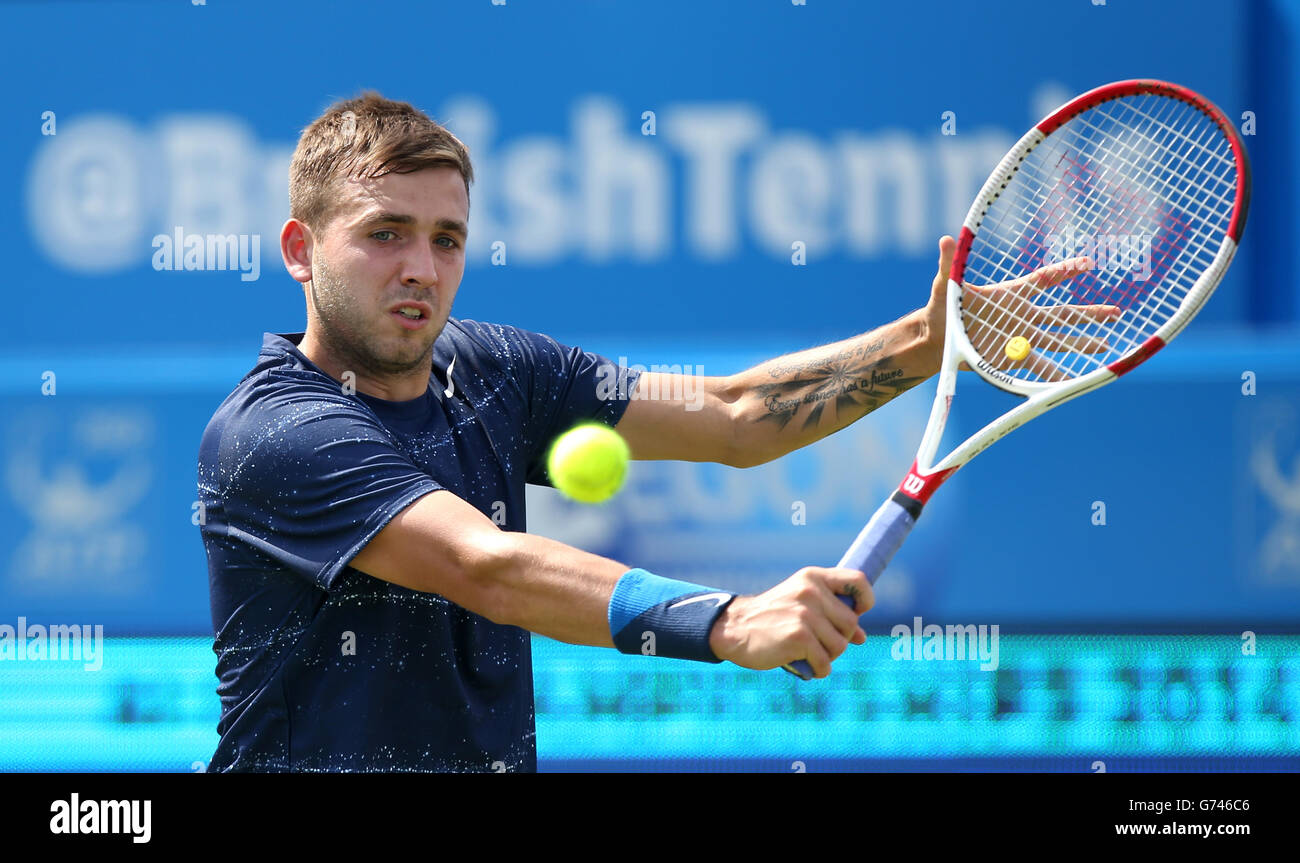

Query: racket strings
[960,91,1237,382]
[971,98,1232,363]
[967,96,1233,375]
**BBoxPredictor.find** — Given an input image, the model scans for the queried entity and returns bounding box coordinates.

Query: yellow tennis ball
[1004,336,1031,362]
[547,423,630,504]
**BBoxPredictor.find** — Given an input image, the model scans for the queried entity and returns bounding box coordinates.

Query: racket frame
[783,79,1250,680]
[907,78,1250,502]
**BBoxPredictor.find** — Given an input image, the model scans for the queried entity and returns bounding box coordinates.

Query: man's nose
[402,240,439,287]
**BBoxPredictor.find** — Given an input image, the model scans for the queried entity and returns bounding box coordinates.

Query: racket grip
[783,492,921,681]
[837,491,920,586]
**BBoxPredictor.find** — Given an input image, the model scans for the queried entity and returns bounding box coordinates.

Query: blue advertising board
[1,339,1298,633]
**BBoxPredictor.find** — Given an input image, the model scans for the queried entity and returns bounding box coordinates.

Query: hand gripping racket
[785,79,1251,680]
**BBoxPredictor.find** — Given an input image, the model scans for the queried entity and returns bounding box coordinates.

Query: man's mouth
[388,301,434,330]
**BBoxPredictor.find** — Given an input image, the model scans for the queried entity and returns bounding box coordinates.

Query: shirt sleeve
[208,377,442,592]
[452,321,641,486]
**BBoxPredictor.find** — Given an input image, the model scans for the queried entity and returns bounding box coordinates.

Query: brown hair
[289,92,474,230]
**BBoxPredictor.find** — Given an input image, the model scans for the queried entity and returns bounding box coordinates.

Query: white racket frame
[910,82,1247,488]
[788,80,1249,682]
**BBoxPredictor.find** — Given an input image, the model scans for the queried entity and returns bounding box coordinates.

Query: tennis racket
[785,79,1251,680]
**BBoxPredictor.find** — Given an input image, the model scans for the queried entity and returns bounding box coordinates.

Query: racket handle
[783,492,921,681]
[836,491,920,585]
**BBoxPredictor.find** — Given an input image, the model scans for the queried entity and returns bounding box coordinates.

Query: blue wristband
[608,568,736,663]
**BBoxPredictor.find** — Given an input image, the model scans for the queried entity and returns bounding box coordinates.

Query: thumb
[933,235,956,290]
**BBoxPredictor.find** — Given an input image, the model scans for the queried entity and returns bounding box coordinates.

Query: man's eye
[436,236,459,249]
[372,230,396,242]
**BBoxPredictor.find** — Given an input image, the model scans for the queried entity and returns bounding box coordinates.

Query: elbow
[722,417,781,469]
[458,530,523,627]
[717,375,777,469]
[723,444,777,470]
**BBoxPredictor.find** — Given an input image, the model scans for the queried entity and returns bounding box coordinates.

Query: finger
[1030,303,1123,326]
[822,567,874,616]
[964,284,1032,323]
[1024,350,1069,382]
[797,632,833,679]
[989,257,1093,302]
[821,586,864,644]
[933,235,956,290]
[808,613,851,663]
[1027,331,1112,354]
[1021,255,1094,293]
[966,323,1014,359]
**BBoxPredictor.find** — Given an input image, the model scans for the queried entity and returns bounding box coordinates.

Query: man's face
[306,167,469,378]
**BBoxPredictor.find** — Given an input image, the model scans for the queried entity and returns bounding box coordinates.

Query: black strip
[3,772,1290,844]
[890,490,924,520]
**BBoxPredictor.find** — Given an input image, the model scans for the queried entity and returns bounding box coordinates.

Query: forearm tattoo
[753,339,925,432]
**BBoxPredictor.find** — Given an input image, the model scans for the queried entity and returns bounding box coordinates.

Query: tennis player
[198,93,1038,772]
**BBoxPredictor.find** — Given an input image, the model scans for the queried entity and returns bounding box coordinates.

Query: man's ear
[281,218,314,284]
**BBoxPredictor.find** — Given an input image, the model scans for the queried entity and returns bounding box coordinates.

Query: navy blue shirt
[198,321,639,772]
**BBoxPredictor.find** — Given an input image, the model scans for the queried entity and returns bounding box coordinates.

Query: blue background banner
[1,0,1297,770]
[4,0,1286,355]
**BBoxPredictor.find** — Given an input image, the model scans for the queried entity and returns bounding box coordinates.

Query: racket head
[949,79,1251,395]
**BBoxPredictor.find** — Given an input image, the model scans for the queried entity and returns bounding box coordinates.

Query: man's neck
[298,331,431,402]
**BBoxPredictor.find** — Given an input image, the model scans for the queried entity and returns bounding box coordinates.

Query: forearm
[353,474,864,672]
[486,534,871,677]
[723,307,939,467]
[353,490,631,647]
[484,530,630,647]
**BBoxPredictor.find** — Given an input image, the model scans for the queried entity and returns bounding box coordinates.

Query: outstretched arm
[617,238,955,468]
[617,236,1114,466]
[349,488,872,677]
